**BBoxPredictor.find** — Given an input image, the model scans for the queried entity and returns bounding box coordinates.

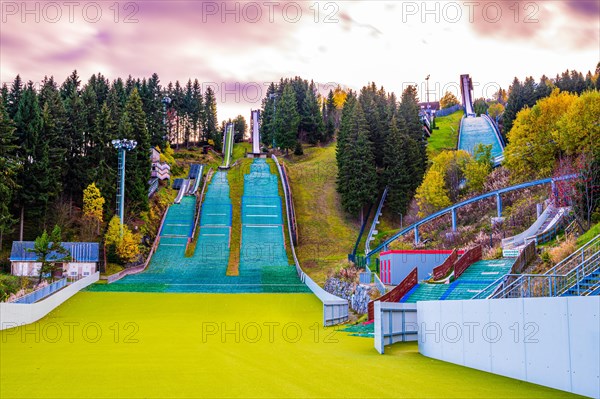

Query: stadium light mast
[161,96,171,141]
[112,139,137,235]
[425,74,430,104]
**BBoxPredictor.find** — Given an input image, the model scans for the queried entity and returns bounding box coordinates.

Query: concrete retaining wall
[417,296,600,398]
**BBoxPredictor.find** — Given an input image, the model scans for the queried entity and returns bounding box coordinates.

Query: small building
[379,249,464,285]
[10,241,100,278]
[150,148,171,181]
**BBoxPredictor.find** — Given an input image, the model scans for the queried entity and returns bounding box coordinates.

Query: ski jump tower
[248,109,266,158]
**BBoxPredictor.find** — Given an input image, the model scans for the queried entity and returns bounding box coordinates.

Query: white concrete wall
[374,302,418,354]
[12,262,97,277]
[417,297,600,398]
[0,272,99,330]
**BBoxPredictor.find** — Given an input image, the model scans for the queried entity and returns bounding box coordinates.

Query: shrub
[0,274,20,302]
[548,236,576,264]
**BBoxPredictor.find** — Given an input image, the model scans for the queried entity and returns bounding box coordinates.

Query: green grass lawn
[577,221,600,247]
[0,292,578,398]
[427,110,463,158]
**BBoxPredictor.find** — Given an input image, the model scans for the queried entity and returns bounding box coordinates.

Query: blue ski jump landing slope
[89,161,308,293]
[458,74,505,161]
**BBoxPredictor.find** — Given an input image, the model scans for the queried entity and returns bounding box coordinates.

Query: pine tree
[39,76,68,196]
[0,101,20,249]
[203,86,219,145]
[90,103,118,213]
[232,115,247,142]
[7,75,23,119]
[503,77,523,134]
[14,82,51,236]
[1,84,9,112]
[300,80,324,144]
[62,83,87,196]
[273,84,300,153]
[141,73,165,148]
[340,102,377,216]
[183,79,194,147]
[120,88,150,212]
[261,82,277,147]
[336,91,357,201]
[383,116,413,216]
[191,79,203,144]
[522,76,537,108]
[324,90,336,142]
[536,75,553,100]
[398,85,426,178]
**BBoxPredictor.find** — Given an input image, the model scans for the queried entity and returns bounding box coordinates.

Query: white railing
[365,186,388,256]
[1,272,99,330]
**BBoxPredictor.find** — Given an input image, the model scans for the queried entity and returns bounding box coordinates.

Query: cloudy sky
[1,0,598,120]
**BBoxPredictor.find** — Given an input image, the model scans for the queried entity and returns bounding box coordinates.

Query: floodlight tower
[162,96,171,141]
[112,139,137,234]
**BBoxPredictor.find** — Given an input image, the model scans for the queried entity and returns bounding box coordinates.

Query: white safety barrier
[374,302,418,354]
[417,296,600,398]
[271,155,349,326]
[0,272,100,330]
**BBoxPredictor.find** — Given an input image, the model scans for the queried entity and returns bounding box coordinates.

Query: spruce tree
[1,84,9,112]
[341,102,377,216]
[383,116,412,216]
[39,76,68,193]
[273,84,300,153]
[191,79,203,144]
[7,75,23,119]
[300,81,324,144]
[336,91,357,201]
[503,77,523,134]
[261,82,277,147]
[121,88,150,212]
[90,103,118,214]
[14,82,51,235]
[398,85,426,178]
[203,86,219,146]
[0,101,19,248]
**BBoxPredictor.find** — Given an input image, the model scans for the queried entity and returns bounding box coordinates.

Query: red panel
[380,249,463,256]
[367,267,418,321]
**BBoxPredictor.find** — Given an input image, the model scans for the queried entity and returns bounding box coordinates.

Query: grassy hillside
[282,144,360,284]
[427,110,462,158]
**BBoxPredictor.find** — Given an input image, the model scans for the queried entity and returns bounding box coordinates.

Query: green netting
[160,196,196,237]
[403,284,448,303]
[403,259,515,302]
[241,196,283,225]
[89,161,309,293]
[238,159,308,292]
[340,323,375,338]
[200,203,232,226]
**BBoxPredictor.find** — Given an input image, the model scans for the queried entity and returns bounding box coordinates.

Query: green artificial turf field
[0,292,579,398]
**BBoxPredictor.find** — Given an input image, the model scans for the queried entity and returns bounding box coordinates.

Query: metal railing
[365,187,388,256]
[483,234,600,299]
[373,272,386,296]
[9,278,67,304]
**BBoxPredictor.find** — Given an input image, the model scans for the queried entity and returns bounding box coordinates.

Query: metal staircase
[480,234,600,299]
